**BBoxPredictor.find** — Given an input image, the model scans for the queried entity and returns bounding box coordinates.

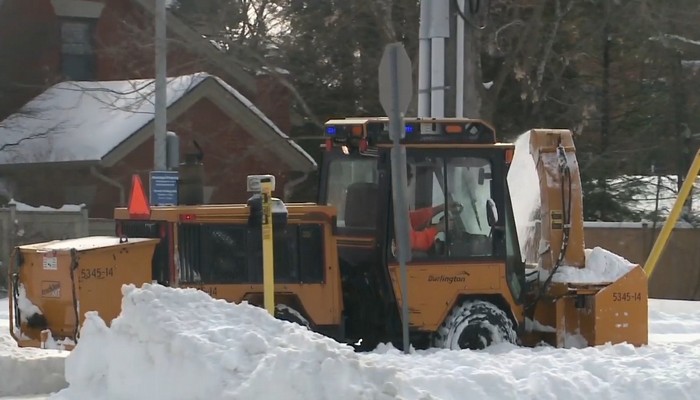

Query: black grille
[179,223,325,284]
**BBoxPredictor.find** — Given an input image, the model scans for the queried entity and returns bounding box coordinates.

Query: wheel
[274,304,311,329]
[434,300,517,350]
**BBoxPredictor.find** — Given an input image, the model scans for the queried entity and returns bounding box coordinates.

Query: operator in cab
[406,163,461,252]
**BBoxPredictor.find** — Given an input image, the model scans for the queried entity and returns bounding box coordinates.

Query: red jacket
[408,207,437,252]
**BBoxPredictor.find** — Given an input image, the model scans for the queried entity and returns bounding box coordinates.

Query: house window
[60,19,96,81]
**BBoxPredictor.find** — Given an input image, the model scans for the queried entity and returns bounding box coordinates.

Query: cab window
[325,157,379,229]
[392,155,495,260]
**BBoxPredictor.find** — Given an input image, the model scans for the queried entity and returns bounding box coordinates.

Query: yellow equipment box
[8,236,159,349]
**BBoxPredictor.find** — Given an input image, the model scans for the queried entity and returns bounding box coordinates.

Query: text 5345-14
[612,292,642,302]
[81,267,115,281]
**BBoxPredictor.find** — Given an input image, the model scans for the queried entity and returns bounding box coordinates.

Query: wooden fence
[584,221,700,300]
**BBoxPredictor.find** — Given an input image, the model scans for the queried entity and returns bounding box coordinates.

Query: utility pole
[154,0,167,171]
[379,43,413,354]
[418,1,449,118]
[419,0,481,119]
[455,0,465,117]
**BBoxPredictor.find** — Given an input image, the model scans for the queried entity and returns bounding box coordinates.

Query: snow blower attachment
[522,129,648,347]
[8,236,159,349]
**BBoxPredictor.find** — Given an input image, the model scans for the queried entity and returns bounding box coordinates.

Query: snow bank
[50,285,403,400]
[0,298,68,397]
[552,247,637,284]
[49,285,700,400]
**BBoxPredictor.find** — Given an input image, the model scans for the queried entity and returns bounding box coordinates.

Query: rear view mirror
[486,199,498,227]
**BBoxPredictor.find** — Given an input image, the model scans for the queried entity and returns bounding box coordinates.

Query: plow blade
[526,265,648,348]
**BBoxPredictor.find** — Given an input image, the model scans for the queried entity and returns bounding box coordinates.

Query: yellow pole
[261,178,275,315]
[644,148,700,278]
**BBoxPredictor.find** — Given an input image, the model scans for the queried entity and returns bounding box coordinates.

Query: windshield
[401,155,494,259]
[445,157,492,236]
[325,157,379,228]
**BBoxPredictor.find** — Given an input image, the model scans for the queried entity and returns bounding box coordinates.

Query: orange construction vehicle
[7,117,648,351]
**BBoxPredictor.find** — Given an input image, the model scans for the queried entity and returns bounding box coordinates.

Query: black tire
[274,304,311,330]
[434,300,517,350]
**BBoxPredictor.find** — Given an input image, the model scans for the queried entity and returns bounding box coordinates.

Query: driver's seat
[344,182,378,229]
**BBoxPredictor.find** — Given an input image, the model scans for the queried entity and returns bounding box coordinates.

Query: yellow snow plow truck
[7,117,648,351]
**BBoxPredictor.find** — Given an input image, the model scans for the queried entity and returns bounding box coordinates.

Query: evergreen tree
[167,0,700,217]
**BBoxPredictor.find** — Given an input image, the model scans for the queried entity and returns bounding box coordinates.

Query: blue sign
[149,170,179,206]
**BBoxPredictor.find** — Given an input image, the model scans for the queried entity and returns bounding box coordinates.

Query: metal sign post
[260,177,275,316]
[247,174,276,316]
[379,42,413,354]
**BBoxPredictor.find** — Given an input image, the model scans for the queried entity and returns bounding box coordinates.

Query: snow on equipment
[7,117,648,351]
[520,129,647,347]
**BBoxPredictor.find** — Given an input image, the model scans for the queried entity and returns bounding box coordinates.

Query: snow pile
[0,298,68,397]
[552,247,637,284]
[44,285,700,400]
[50,284,403,400]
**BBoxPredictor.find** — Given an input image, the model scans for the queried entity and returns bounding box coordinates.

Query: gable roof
[0,72,316,171]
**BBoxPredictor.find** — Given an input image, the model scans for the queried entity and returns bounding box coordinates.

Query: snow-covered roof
[7,199,84,212]
[0,72,316,170]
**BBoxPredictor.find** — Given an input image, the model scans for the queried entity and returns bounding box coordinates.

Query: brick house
[0,0,316,218]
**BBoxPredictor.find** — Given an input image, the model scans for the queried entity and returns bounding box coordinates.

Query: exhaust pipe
[178,140,205,205]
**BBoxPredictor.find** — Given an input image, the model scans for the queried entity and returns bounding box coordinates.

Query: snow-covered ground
[1,286,700,400]
[0,298,67,398]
